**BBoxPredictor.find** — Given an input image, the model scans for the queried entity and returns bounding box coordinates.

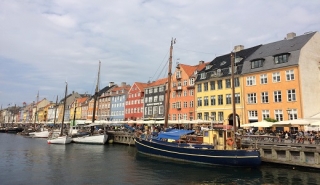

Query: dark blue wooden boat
[134,129,261,167]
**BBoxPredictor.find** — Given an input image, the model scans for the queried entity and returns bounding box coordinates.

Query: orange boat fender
[226,138,234,146]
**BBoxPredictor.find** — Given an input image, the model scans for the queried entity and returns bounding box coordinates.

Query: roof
[178,62,209,77]
[241,32,316,74]
[146,78,167,87]
[196,45,261,82]
[129,82,148,93]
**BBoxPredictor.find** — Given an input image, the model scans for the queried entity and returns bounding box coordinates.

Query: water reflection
[1,134,320,185]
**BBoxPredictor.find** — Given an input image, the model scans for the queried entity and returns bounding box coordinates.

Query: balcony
[176,75,182,80]
[186,84,194,89]
[173,86,182,91]
[176,107,181,111]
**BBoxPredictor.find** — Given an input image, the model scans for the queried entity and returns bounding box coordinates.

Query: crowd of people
[242,128,320,144]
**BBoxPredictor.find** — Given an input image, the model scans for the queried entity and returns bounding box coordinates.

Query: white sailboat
[47,82,73,144]
[72,61,108,145]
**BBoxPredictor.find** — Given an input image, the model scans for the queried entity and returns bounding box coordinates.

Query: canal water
[0,134,320,185]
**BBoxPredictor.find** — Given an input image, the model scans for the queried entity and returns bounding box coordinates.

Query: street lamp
[286,108,291,120]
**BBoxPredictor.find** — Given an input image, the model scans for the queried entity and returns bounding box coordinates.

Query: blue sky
[1,0,320,108]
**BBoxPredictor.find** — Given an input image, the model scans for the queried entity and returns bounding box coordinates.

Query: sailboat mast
[164,38,175,128]
[231,51,237,133]
[60,82,68,136]
[34,91,39,130]
[92,61,101,123]
[53,95,58,126]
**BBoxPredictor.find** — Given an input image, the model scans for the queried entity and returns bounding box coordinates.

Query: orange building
[169,61,207,121]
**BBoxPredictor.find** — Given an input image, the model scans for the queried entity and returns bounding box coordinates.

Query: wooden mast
[60,82,68,137]
[53,95,58,126]
[164,38,175,128]
[231,51,237,133]
[92,61,101,124]
[33,91,39,130]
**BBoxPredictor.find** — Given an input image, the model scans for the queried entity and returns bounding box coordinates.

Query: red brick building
[125,82,147,121]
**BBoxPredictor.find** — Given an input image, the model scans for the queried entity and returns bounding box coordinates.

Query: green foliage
[264,117,277,122]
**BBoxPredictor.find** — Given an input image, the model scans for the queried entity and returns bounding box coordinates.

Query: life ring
[226,137,234,146]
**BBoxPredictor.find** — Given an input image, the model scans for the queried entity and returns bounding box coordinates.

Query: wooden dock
[106,131,135,146]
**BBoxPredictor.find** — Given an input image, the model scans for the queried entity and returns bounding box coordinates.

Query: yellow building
[195,45,261,126]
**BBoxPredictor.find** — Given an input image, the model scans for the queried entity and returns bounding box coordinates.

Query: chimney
[286,32,296,40]
[109,82,114,87]
[121,82,126,87]
[199,61,204,65]
[234,45,244,52]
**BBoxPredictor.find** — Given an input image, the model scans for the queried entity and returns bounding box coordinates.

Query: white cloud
[1,0,320,107]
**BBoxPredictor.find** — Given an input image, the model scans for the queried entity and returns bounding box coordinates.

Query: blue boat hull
[134,138,261,167]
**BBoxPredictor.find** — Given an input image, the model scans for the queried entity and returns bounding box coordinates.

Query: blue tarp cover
[157,129,194,140]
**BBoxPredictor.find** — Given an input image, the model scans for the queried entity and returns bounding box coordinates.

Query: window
[235,93,240,104]
[272,72,281,82]
[183,80,188,86]
[275,109,283,121]
[274,54,289,64]
[159,106,164,114]
[261,92,269,103]
[159,95,164,101]
[204,82,208,91]
[217,80,223,89]
[210,96,216,105]
[149,88,153,93]
[210,81,215,90]
[189,89,194,96]
[288,109,298,120]
[154,96,158,102]
[262,110,270,120]
[148,107,152,115]
[204,96,209,106]
[211,112,216,120]
[226,94,231,104]
[200,73,206,79]
[197,84,202,92]
[176,70,181,78]
[183,102,188,108]
[234,77,240,87]
[204,112,209,120]
[218,95,223,105]
[286,70,295,81]
[248,110,258,119]
[260,74,267,84]
[197,113,202,120]
[183,90,187,96]
[287,89,296,102]
[145,97,148,103]
[197,97,202,107]
[172,102,176,109]
[172,92,176,98]
[176,102,181,108]
[154,87,158,93]
[225,79,231,88]
[251,59,264,69]
[148,97,153,102]
[274,90,282,102]
[247,93,257,104]
[189,78,195,85]
[159,86,164,92]
[246,76,256,86]
[172,114,176,120]
[218,112,224,121]
[190,101,194,108]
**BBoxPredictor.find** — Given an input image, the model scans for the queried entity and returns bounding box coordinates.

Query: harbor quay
[241,135,320,169]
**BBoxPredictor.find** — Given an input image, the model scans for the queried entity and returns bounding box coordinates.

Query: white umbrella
[310,120,320,126]
[272,119,311,127]
[241,120,273,128]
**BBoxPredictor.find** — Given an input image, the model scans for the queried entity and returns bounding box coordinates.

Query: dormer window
[200,72,206,79]
[220,61,226,66]
[205,65,212,70]
[235,57,243,63]
[194,71,198,75]
[217,69,221,76]
[274,53,290,64]
[251,59,264,69]
[176,70,181,78]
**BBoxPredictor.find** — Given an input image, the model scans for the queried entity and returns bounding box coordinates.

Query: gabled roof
[242,32,316,74]
[77,97,89,104]
[178,62,209,77]
[196,45,261,82]
[128,82,148,93]
[98,85,116,96]
[146,78,167,88]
